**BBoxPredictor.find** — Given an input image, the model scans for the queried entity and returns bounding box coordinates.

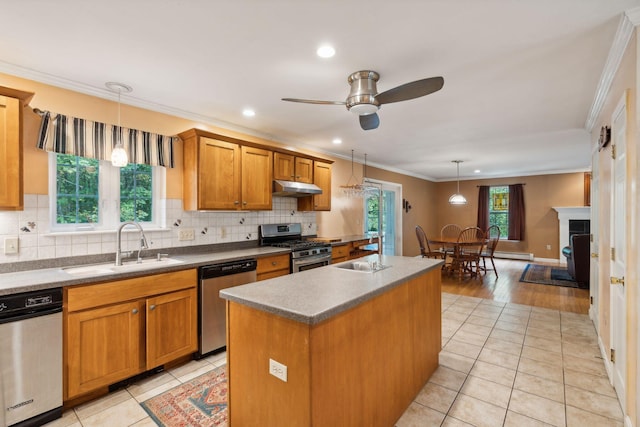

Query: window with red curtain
[477,184,525,240]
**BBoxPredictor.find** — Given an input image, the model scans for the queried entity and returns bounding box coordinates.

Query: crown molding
[585,8,640,131]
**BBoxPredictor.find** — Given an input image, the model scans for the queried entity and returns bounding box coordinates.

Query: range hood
[272,180,322,197]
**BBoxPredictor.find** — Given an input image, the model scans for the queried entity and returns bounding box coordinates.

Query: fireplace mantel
[553,207,591,254]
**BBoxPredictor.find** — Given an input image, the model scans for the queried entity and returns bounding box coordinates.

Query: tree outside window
[54,154,154,228]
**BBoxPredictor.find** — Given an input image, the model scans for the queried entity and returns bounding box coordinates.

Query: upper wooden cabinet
[273,152,313,183]
[181,129,272,211]
[0,86,34,210]
[298,161,332,211]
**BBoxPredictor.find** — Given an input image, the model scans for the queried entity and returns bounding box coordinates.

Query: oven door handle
[293,253,332,267]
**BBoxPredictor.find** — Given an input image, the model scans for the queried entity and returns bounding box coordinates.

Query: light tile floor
[44,293,621,427]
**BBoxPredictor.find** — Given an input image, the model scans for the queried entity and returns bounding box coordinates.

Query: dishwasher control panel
[0,288,62,318]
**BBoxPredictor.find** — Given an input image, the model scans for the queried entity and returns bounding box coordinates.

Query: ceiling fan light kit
[449,160,467,205]
[282,69,444,131]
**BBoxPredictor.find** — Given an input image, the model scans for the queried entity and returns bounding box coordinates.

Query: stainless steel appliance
[0,288,62,427]
[197,259,257,358]
[259,223,332,273]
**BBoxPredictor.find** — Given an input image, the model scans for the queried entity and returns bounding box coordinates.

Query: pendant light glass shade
[106,82,132,167]
[449,160,467,205]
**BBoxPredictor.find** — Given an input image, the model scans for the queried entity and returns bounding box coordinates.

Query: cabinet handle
[243,201,247,205]
[234,200,239,205]
[272,261,277,266]
[291,175,295,178]
[149,304,156,311]
[295,175,300,179]
[132,309,138,314]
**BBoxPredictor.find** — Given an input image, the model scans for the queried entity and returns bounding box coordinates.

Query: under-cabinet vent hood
[273,180,322,197]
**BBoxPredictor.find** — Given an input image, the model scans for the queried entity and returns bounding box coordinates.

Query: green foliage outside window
[120,163,153,222]
[56,154,99,224]
[55,154,153,226]
[365,194,379,233]
[489,186,509,237]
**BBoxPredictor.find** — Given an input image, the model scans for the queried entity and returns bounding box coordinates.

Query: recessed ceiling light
[332,138,342,145]
[474,169,481,173]
[242,109,255,117]
[317,45,335,58]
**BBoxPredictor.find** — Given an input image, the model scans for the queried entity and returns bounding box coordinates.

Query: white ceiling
[2,0,639,181]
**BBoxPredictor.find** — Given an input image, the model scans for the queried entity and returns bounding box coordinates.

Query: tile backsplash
[0,195,317,264]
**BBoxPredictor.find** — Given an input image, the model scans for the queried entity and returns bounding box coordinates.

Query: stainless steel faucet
[115,221,149,266]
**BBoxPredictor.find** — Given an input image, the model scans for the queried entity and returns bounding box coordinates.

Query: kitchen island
[220,254,443,426]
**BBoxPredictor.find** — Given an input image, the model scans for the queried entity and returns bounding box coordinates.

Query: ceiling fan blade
[282,98,346,105]
[375,76,444,105]
[360,113,380,131]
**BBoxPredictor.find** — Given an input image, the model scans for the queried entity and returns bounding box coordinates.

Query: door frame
[363,178,403,255]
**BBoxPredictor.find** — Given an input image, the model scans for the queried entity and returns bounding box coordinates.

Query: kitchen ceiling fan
[282,70,444,130]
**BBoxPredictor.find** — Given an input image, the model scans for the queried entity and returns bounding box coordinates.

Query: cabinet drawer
[66,269,197,312]
[332,244,349,259]
[257,254,290,275]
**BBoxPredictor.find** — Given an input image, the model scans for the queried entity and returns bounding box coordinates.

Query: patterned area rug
[519,264,579,288]
[141,365,227,427]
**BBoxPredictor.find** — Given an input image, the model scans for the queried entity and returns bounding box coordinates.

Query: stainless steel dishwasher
[197,259,257,358]
[0,287,63,427]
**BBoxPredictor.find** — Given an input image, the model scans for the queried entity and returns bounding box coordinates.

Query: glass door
[363,179,402,255]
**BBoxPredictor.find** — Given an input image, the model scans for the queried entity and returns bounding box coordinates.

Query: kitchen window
[49,153,164,232]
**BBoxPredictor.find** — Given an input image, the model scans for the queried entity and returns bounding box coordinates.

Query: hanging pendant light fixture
[448,160,467,205]
[106,82,132,167]
[341,149,366,197]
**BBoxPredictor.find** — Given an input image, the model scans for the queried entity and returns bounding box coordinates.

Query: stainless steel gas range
[259,223,332,273]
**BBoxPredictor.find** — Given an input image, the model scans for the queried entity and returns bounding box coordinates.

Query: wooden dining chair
[440,224,462,256]
[481,225,500,277]
[450,226,485,279]
[415,225,445,259]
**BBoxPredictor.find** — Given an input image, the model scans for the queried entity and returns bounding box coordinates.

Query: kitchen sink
[62,257,184,276]
[333,261,390,273]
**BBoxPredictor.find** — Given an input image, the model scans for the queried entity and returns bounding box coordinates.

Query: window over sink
[49,153,164,232]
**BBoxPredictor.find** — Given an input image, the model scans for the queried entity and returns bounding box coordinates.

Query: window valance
[35,110,176,168]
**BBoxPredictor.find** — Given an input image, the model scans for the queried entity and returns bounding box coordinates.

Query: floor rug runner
[141,365,227,427]
[519,264,579,288]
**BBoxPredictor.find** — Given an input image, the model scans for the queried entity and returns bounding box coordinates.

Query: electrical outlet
[546,244,551,250]
[269,358,287,382]
[178,228,195,241]
[4,237,19,254]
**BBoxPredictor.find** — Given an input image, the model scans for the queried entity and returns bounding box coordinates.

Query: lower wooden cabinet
[257,254,290,281]
[64,269,197,400]
[331,244,349,264]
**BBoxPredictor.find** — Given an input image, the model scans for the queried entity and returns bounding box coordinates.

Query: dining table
[427,236,488,278]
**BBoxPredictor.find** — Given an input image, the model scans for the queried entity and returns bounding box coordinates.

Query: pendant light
[106,82,132,167]
[448,160,467,205]
[341,149,366,197]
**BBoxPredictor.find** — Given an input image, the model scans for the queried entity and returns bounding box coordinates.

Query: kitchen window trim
[47,153,167,233]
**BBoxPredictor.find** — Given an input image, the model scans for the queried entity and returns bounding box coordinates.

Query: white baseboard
[533,257,560,264]
[493,251,534,261]
[598,335,614,382]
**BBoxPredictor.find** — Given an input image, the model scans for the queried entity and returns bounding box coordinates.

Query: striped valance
[35,110,176,168]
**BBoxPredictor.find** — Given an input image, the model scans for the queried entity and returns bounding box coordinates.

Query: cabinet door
[146,288,198,368]
[313,161,332,211]
[66,300,142,399]
[273,152,295,181]
[294,157,313,183]
[241,146,272,210]
[0,95,22,209]
[257,254,290,281]
[199,137,241,210]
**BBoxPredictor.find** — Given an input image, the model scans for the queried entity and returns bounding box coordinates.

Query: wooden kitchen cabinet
[0,86,34,210]
[298,161,332,211]
[349,237,379,259]
[257,253,290,281]
[180,129,272,211]
[273,152,313,183]
[64,269,197,400]
[331,244,349,264]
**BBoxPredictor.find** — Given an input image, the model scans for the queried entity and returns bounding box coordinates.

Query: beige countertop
[0,247,289,296]
[220,255,442,325]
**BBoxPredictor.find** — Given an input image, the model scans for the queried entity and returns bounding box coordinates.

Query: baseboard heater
[493,251,534,261]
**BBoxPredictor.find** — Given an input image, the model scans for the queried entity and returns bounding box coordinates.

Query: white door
[363,179,403,255]
[590,152,599,329]
[610,93,627,405]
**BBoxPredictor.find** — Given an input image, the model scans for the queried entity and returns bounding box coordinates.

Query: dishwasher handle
[0,305,62,324]
[199,259,257,279]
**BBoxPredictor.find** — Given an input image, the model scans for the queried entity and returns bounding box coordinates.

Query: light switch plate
[4,236,19,254]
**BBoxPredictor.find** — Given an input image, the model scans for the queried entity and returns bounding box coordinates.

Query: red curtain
[477,186,489,231]
[508,184,525,240]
